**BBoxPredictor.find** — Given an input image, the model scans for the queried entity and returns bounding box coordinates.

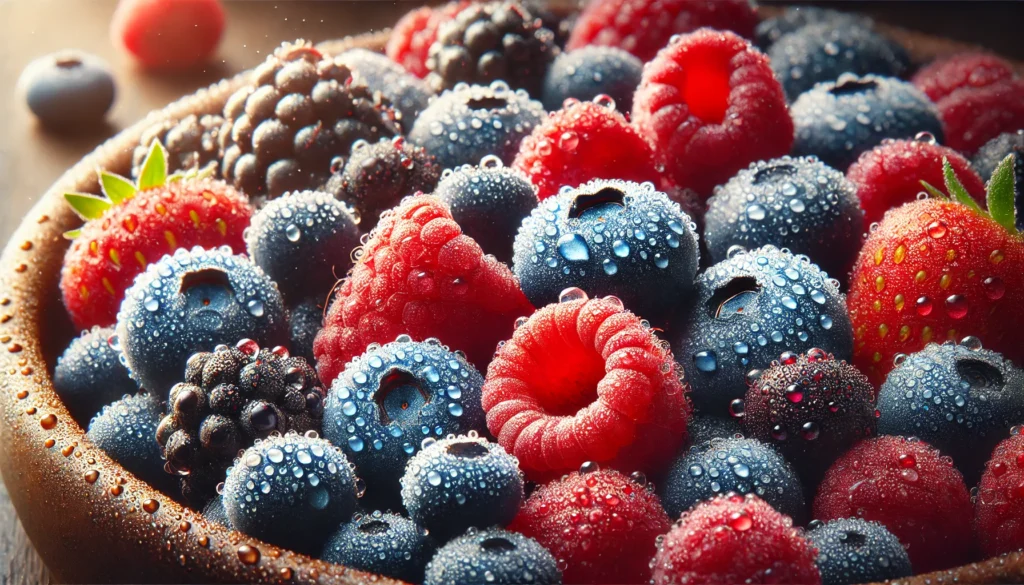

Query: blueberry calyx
[446,441,490,459]
[709,277,760,319]
[467,96,508,110]
[829,78,878,96]
[568,186,626,219]
[480,537,517,552]
[375,368,431,425]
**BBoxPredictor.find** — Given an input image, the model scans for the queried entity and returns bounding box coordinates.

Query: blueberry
[513,179,700,324]
[686,414,743,446]
[791,74,944,170]
[202,495,231,528]
[18,50,115,128]
[245,191,360,304]
[401,435,523,541]
[337,48,433,128]
[806,518,912,585]
[409,81,545,169]
[704,157,863,279]
[54,326,137,424]
[660,437,805,523]
[670,245,853,415]
[755,7,872,50]
[435,160,538,263]
[877,340,1024,484]
[973,129,1024,179]
[86,392,174,493]
[424,528,561,585]
[115,246,288,399]
[541,46,643,112]
[322,510,435,582]
[769,23,910,102]
[288,297,322,364]
[323,337,487,504]
[222,433,361,554]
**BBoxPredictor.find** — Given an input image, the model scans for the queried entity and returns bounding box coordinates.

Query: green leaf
[64,193,112,220]
[137,140,167,190]
[63,229,82,240]
[99,171,137,204]
[942,157,983,213]
[919,180,948,201]
[987,153,1017,233]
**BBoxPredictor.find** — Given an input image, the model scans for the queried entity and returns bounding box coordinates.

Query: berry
[288,297,322,364]
[313,194,532,383]
[409,81,546,169]
[975,432,1024,556]
[936,78,1024,155]
[846,136,986,228]
[670,245,854,415]
[805,518,912,585]
[87,392,174,493]
[219,40,400,200]
[754,7,871,50]
[512,99,661,200]
[337,48,433,127]
[203,495,231,528]
[426,0,557,95]
[651,493,820,585]
[877,341,1024,484]
[791,74,945,171]
[482,294,691,479]
[541,46,643,112]
[813,436,974,573]
[131,114,225,179]
[18,51,114,128]
[973,129,1024,181]
[912,52,1017,103]
[386,1,475,78]
[686,414,742,446]
[566,0,757,63]
[660,437,805,523]
[512,179,700,324]
[244,190,361,303]
[325,137,442,226]
[322,510,435,583]
[222,433,360,554]
[769,23,910,102]
[511,467,670,584]
[401,435,524,541]
[54,326,136,424]
[424,528,560,585]
[322,338,486,503]
[61,143,253,330]
[742,349,876,480]
[111,0,224,70]
[632,29,793,199]
[704,156,863,279]
[434,160,539,264]
[115,247,288,398]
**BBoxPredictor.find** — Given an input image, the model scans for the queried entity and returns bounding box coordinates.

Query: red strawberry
[60,142,252,330]
[848,155,1024,385]
[111,0,224,70]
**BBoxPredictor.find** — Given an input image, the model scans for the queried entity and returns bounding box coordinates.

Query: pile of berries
[43,1,1024,583]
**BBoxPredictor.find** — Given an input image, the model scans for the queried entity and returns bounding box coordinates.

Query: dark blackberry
[54,326,137,424]
[337,48,433,127]
[132,114,225,179]
[289,297,323,364]
[806,518,912,585]
[156,339,326,505]
[426,1,557,95]
[219,40,401,201]
[325,136,442,226]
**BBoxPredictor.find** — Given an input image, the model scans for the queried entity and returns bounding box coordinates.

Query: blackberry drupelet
[132,114,225,178]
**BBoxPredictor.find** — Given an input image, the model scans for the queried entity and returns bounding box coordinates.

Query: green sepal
[943,157,983,214]
[64,193,112,220]
[919,181,948,201]
[986,153,1017,233]
[137,140,168,191]
[99,171,137,204]
[63,229,82,240]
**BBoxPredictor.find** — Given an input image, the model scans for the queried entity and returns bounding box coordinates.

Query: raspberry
[512,99,661,199]
[510,467,671,584]
[481,294,691,480]
[846,136,986,227]
[632,29,793,199]
[566,0,757,63]
[111,0,224,70]
[650,493,820,585]
[386,1,474,78]
[813,436,975,573]
[313,194,533,385]
[935,78,1024,155]
[912,52,1017,103]
[975,432,1024,557]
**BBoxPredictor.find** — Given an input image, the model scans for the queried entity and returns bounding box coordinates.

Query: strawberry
[111,0,225,70]
[60,142,252,330]
[848,154,1024,385]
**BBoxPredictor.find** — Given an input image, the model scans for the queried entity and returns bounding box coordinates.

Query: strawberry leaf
[942,158,983,214]
[63,229,82,240]
[919,181,948,201]
[64,193,112,220]
[99,171,137,204]
[137,140,167,190]
[987,153,1017,233]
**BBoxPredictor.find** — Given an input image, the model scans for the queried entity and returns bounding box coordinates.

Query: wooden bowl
[2,20,1024,585]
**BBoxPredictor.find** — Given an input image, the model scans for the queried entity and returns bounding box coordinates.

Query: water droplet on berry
[557,234,590,261]
[983,276,1005,300]
[579,461,600,474]
[693,350,718,373]
[960,336,983,351]
[746,204,766,221]
[558,287,588,303]
[729,399,746,418]
[926,220,947,239]
[944,295,968,319]
[285,224,301,242]
[914,131,937,144]
[916,296,933,316]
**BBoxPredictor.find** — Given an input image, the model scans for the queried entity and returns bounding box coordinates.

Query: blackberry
[325,136,442,226]
[156,339,326,505]
[426,1,557,95]
[87,392,175,494]
[337,48,433,127]
[541,46,643,112]
[806,518,912,585]
[424,528,561,585]
[132,114,225,178]
[219,40,401,201]
[322,510,435,582]
[54,326,136,424]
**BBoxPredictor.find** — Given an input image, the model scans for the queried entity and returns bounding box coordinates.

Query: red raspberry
[567,0,757,63]
[937,78,1024,155]
[975,432,1024,557]
[510,467,671,584]
[386,1,473,78]
[632,29,793,200]
[651,494,820,585]
[481,294,691,480]
[813,436,975,573]
[313,194,533,384]
[111,0,225,70]
[512,99,661,199]
[846,138,986,228]
[912,52,1016,103]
